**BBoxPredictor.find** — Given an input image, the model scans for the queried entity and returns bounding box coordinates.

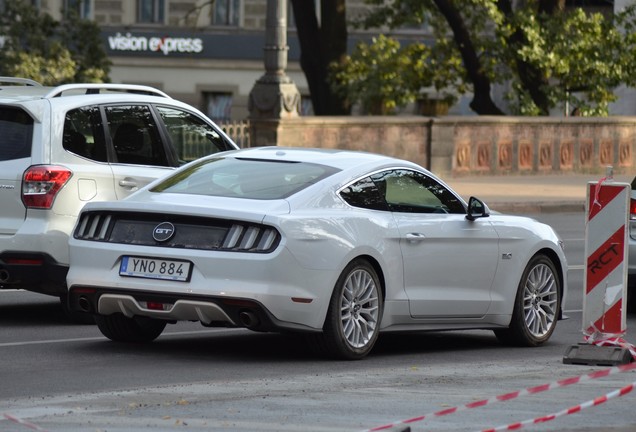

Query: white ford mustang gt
[67,147,568,359]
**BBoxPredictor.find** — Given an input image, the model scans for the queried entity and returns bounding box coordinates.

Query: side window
[0,107,32,161]
[63,106,106,161]
[371,169,465,214]
[156,106,230,163]
[105,105,169,166]
[340,177,388,211]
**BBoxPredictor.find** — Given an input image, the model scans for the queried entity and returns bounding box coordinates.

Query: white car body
[67,147,568,358]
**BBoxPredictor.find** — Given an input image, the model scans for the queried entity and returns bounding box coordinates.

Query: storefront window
[212,0,239,26]
[64,0,92,19]
[138,0,165,24]
[205,93,233,123]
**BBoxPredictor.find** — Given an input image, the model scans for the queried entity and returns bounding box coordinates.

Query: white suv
[0,77,239,319]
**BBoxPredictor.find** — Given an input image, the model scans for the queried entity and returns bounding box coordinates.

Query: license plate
[119,256,192,282]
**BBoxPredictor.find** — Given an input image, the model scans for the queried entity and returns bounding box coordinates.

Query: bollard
[563,167,633,366]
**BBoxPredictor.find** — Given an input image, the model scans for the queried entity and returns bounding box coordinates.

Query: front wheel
[95,314,166,343]
[312,259,383,360]
[495,254,561,346]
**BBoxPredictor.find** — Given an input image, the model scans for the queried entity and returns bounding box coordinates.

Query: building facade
[16,0,633,121]
[26,0,397,123]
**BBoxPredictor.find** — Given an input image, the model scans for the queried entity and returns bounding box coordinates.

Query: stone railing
[219,120,251,148]
[247,115,636,177]
[430,116,636,176]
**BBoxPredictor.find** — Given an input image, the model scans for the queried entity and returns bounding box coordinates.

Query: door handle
[405,233,426,242]
[118,179,139,190]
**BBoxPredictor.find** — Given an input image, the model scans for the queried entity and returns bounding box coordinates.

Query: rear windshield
[0,107,33,161]
[151,157,340,200]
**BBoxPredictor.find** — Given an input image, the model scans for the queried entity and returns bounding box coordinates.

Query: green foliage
[0,1,110,85]
[350,0,636,116]
[503,5,627,115]
[330,35,457,114]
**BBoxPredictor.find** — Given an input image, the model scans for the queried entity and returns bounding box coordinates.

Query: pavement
[444,172,633,214]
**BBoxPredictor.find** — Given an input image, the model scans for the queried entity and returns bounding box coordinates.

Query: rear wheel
[95,314,166,343]
[495,254,561,346]
[313,259,383,360]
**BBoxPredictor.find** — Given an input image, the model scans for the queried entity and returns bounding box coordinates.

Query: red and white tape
[365,352,636,432]
[3,413,48,431]
[483,379,635,432]
[584,332,636,359]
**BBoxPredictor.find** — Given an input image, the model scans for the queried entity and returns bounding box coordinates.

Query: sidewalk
[443,173,633,214]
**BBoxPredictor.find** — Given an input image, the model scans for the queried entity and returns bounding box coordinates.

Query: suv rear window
[0,107,33,161]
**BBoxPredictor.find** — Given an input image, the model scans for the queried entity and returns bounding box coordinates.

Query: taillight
[631,198,636,221]
[22,165,72,209]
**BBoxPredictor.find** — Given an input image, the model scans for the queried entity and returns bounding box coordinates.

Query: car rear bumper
[67,286,320,333]
[0,252,68,295]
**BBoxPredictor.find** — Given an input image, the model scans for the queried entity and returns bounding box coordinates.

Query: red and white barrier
[582,176,630,339]
[363,361,636,432]
[482,378,636,432]
[3,413,48,431]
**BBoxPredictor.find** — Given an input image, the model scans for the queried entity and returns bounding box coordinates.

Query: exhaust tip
[0,269,9,283]
[78,296,91,313]
[239,311,260,329]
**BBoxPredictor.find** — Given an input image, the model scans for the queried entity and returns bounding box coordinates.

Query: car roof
[219,146,413,171]
[0,81,172,103]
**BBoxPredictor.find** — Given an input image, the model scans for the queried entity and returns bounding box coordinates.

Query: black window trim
[337,167,467,213]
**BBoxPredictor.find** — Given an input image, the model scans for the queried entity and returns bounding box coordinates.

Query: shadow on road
[66,327,507,365]
[0,294,70,327]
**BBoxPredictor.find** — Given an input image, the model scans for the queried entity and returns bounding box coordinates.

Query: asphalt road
[0,211,635,432]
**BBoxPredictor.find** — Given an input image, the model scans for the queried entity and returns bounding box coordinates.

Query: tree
[330,35,455,114]
[0,1,110,85]
[290,0,350,115]
[353,0,636,116]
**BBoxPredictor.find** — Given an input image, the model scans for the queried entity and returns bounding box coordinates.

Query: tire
[95,314,166,343]
[495,254,561,347]
[313,259,383,360]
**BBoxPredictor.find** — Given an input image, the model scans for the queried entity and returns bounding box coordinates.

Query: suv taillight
[22,165,72,209]
[631,198,636,221]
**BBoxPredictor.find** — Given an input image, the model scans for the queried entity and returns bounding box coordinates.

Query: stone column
[248,0,301,146]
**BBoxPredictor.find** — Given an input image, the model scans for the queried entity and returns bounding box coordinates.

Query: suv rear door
[103,104,176,199]
[104,103,237,199]
[0,106,32,233]
[56,105,121,213]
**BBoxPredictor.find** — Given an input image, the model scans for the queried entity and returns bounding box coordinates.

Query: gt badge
[153,222,175,242]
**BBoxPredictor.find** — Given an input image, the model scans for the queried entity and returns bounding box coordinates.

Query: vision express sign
[101,29,299,60]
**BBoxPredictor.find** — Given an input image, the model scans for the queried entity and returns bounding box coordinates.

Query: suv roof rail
[0,77,42,86]
[44,83,172,99]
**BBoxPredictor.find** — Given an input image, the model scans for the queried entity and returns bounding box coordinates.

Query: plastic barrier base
[563,343,634,366]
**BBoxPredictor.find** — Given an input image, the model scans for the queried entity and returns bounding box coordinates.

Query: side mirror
[465,196,490,221]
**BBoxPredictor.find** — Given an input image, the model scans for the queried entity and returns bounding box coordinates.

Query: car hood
[81,192,291,223]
